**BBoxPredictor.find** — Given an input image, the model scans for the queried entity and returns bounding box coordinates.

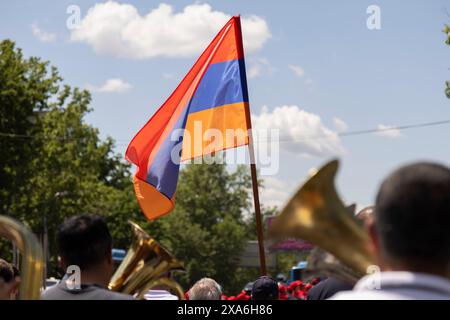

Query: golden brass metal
[269,159,375,277]
[0,215,44,299]
[307,248,362,284]
[109,221,185,299]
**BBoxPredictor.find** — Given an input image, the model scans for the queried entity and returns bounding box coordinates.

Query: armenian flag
[126,16,251,220]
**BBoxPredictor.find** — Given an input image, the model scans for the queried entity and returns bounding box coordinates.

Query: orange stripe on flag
[181,102,249,161]
[133,176,174,220]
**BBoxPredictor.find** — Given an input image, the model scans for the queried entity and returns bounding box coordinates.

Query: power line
[1,118,450,144]
[338,119,450,138]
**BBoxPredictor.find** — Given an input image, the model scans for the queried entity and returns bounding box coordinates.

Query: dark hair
[375,162,450,264]
[0,259,14,283]
[57,215,112,270]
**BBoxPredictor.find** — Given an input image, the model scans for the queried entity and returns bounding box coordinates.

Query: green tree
[0,39,59,220]
[0,40,141,272]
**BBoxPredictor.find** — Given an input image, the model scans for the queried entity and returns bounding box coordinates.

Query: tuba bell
[0,215,44,299]
[269,159,376,279]
[109,221,186,299]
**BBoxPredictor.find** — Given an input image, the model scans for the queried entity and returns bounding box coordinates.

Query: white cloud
[70,2,271,59]
[86,78,132,93]
[375,124,403,138]
[31,24,56,43]
[288,65,305,77]
[260,176,294,209]
[248,58,272,78]
[289,65,313,85]
[252,105,345,157]
[333,117,348,132]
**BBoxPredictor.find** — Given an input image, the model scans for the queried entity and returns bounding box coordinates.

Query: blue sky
[1,0,450,210]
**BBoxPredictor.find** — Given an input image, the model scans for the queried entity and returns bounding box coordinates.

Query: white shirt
[143,289,178,300]
[331,271,450,300]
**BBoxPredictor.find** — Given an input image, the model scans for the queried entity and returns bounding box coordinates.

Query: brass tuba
[0,215,44,299]
[109,221,185,299]
[269,159,376,279]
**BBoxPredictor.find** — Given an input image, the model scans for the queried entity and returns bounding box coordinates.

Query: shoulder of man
[329,289,413,300]
[41,284,65,300]
[308,278,353,300]
[41,284,134,300]
[100,289,135,300]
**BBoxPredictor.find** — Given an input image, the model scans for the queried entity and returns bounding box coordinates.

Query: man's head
[251,276,279,300]
[373,162,450,277]
[188,278,222,300]
[57,215,113,274]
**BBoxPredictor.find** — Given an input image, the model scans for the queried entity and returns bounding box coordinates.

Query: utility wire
[1,119,450,144]
[338,119,450,138]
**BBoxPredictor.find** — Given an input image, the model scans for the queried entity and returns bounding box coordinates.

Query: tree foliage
[0,40,143,272]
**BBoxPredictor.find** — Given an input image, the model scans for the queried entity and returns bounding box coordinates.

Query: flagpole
[233,16,267,276]
[248,137,267,276]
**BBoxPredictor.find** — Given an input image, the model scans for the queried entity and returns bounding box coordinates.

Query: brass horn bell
[269,160,375,277]
[0,215,44,299]
[109,221,185,299]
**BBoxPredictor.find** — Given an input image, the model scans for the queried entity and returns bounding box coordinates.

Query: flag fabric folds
[125,16,250,220]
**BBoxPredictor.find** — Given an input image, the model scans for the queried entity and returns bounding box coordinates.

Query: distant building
[238,216,315,270]
[239,240,276,269]
[265,216,314,252]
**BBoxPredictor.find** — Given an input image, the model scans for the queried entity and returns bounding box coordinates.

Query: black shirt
[307,277,354,300]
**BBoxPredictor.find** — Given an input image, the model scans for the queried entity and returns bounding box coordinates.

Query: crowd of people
[219,279,318,301]
[183,277,319,301]
[0,161,449,300]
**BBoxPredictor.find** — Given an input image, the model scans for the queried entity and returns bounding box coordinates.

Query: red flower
[278,284,288,300]
[236,291,248,300]
[279,293,289,300]
[184,291,189,300]
[293,289,307,300]
[287,283,296,291]
[288,280,303,292]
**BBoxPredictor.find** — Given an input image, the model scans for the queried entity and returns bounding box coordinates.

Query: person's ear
[58,256,66,270]
[368,221,381,262]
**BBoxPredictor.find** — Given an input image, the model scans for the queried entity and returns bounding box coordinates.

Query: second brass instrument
[109,221,185,299]
[269,159,375,278]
